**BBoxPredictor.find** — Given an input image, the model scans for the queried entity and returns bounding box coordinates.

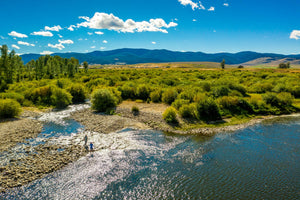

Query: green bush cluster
[0,99,21,118]
[67,84,86,103]
[162,107,178,123]
[91,88,118,112]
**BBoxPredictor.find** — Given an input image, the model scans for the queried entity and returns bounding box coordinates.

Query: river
[1,114,300,199]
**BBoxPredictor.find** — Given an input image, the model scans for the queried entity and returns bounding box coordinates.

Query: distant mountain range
[20,48,300,65]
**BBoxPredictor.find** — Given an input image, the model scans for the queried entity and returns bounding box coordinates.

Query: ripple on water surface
[1,116,300,200]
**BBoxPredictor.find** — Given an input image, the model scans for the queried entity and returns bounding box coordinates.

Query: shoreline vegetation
[1,46,300,191]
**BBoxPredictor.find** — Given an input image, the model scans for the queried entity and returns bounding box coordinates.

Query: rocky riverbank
[71,103,266,137]
[0,118,43,152]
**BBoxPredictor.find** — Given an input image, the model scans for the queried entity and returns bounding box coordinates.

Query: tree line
[0,44,81,92]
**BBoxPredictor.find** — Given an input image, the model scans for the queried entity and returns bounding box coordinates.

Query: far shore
[71,101,300,136]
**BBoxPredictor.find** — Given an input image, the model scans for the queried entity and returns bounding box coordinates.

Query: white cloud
[58,39,74,44]
[103,40,108,43]
[78,38,83,41]
[45,25,62,32]
[87,32,93,35]
[213,30,216,33]
[223,3,229,7]
[31,31,53,37]
[95,31,104,35]
[152,41,156,44]
[58,34,63,38]
[178,0,199,10]
[0,35,6,39]
[193,19,197,22]
[18,41,35,46]
[11,44,20,49]
[40,51,54,55]
[8,31,28,38]
[208,7,215,11]
[68,25,76,31]
[100,47,106,50]
[199,1,205,10]
[76,12,177,33]
[91,46,96,48]
[48,43,65,50]
[290,30,300,40]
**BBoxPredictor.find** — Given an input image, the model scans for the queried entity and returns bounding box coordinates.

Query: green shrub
[67,84,86,103]
[119,83,136,100]
[162,107,178,123]
[85,78,108,92]
[228,83,247,96]
[91,89,118,112]
[162,89,178,105]
[213,86,229,97]
[263,92,279,107]
[56,78,72,89]
[178,89,196,102]
[272,84,288,93]
[196,96,221,121]
[218,96,253,115]
[172,99,190,110]
[135,99,144,103]
[0,99,21,119]
[51,88,72,109]
[131,106,139,115]
[135,84,151,100]
[0,92,25,105]
[277,92,294,107]
[27,86,53,106]
[291,86,300,98]
[150,90,162,103]
[179,104,197,119]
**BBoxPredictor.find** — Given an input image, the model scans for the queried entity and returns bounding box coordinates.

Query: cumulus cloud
[40,51,54,55]
[75,12,177,33]
[68,25,76,31]
[103,40,108,43]
[91,46,96,48]
[192,19,197,22]
[17,41,35,46]
[45,25,62,32]
[8,31,28,38]
[31,31,53,37]
[87,32,93,35]
[100,47,106,50]
[11,44,20,49]
[178,0,199,10]
[58,34,63,38]
[95,31,104,35]
[223,3,229,7]
[208,7,215,11]
[152,41,156,44]
[58,39,74,44]
[290,30,300,40]
[48,43,65,50]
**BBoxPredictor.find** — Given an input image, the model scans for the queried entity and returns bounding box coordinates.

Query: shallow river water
[1,115,300,200]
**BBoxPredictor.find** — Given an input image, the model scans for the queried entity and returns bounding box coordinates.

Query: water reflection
[1,116,300,200]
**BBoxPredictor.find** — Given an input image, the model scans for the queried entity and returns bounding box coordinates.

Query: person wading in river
[90,142,94,151]
[84,135,88,145]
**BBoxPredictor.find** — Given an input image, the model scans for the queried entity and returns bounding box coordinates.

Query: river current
[1,111,299,199]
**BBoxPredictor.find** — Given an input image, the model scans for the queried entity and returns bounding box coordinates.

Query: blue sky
[0,0,299,55]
